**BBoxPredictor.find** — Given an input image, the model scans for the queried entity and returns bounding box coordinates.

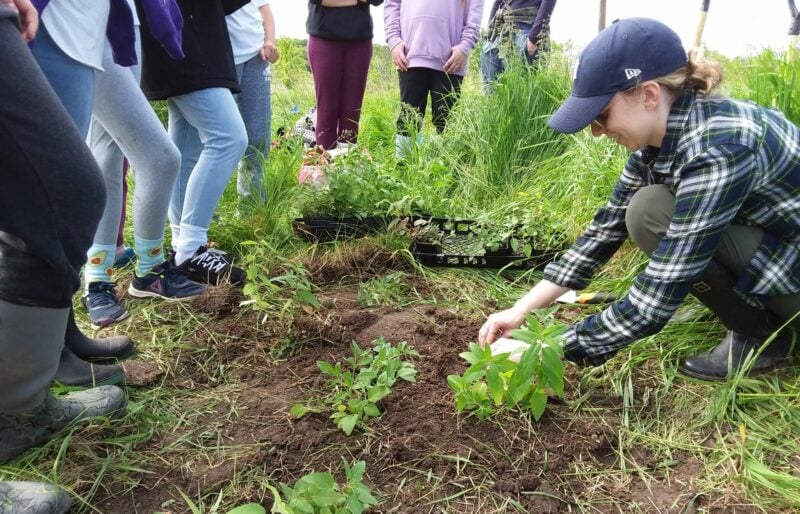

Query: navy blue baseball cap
[548,18,688,134]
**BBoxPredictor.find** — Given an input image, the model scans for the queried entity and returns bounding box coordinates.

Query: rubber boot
[678,260,797,381]
[64,306,134,362]
[1,386,127,463]
[0,299,127,463]
[52,346,124,387]
[0,482,71,514]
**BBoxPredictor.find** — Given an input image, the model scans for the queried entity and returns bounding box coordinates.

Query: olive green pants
[625,184,800,326]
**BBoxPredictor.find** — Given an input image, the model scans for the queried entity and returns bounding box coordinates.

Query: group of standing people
[306,0,556,156]
[1,0,280,510]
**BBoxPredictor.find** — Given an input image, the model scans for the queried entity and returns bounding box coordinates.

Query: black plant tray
[292,215,388,242]
[410,217,565,270]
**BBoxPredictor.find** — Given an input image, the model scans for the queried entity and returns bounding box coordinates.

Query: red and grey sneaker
[128,261,206,300]
[175,246,246,286]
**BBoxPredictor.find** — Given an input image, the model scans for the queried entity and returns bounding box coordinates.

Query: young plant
[448,308,566,421]
[356,271,411,308]
[291,338,419,435]
[267,459,378,514]
[240,240,320,324]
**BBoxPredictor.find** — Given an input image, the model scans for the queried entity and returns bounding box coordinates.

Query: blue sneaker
[113,246,136,269]
[82,282,129,328]
[128,261,206,300]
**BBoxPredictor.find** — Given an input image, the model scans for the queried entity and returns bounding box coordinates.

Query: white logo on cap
[625,68,642,80]
[573,59,580,81]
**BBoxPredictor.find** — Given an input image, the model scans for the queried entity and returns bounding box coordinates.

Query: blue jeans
[480,23,537,86]
[30,23,95,137]
[167,88,247,236]
[234,55,272,201]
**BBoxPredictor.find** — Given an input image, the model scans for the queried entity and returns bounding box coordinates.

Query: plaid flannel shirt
[543,93,800,365]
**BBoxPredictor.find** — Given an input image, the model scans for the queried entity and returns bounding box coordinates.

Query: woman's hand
[443,47,466,74]
[526,39,538,57]
[478,306,527,347]
[261,41,280,63]
[391,42,409,72]
[2,0,38,41]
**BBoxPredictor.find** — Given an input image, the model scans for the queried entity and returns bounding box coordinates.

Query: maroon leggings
[307,35,372,149]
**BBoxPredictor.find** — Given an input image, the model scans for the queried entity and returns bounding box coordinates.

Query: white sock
[175,223,207,265]
[170,224,181,252]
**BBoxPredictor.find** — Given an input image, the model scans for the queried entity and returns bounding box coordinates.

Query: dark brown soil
[95,268,721,513]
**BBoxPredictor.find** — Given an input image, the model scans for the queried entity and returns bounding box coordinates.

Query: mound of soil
[98,275,714,513]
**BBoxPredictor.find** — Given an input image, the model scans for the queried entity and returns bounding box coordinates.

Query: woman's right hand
[391,43,409,71]
[478,306,527,347]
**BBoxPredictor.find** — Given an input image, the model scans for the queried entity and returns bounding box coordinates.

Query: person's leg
[430,70,463,133]
[308,35,343,149]
[395,67,430,157]
[29,22,94,137]
[480,37,504,86]
[626,184,798,379]
[234,56,271,201]
[0,15,127,510]
[167,98,201,247]
[337,38,372,144]
[165,88,248,285]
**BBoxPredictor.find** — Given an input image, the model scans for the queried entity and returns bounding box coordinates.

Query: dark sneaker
[113,246,136,269]
[82,282,129,328]
[128,261,205,300]
[176,246,246,286]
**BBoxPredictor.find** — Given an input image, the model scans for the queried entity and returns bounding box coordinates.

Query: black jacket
[137,0,249,100]
[306,0,383,41]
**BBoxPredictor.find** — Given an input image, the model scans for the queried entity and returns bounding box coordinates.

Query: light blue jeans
[234,55,272,202]
[30,23,95,137]
[90,37,180,245]
[167,88,248,241]
[480,23,537,86]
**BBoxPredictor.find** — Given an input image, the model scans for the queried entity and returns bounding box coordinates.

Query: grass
[2,39,800,513]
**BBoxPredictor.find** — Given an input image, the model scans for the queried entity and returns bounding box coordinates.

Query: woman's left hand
[526,39,538,57]
[261,41,280,63]
[443,47,466,74]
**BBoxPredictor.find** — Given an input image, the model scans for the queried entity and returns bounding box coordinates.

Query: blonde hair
[652,59,724,96]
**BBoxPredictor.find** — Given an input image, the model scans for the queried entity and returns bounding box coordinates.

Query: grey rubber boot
[64,306,134,363]
[678,260,797,381]
[0,481,71,514]
[1,385,127,463]
[52,346,124,387]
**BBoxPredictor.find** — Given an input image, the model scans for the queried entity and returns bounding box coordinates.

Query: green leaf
[296,288,321,308]
[486,365,505,406]
[339,414,359,435]
[528,390,548,421]
[363,403,381,417]
[317,361,338,377]
[541,347,565,397]
[367,385,390,403]
[290,403,311,419]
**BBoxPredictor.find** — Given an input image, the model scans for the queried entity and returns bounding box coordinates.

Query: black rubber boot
[0,481,72,514]
[678,260,797,381]
[65,306,134,362]
[52,346,125,387]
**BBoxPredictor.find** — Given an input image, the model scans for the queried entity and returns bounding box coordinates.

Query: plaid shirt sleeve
[543,152,649,290]
[562,143,759,365]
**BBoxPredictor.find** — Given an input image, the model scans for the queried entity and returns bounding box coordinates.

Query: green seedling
[267,459,378,514]
[240,241,320,324]
[291,338,418,435]
[448,309,566,421]
[357,271,411,308]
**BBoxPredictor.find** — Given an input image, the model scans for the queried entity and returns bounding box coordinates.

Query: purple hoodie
[384,0,484,76]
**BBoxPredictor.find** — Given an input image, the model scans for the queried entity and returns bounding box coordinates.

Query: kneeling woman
[479,18,800,381]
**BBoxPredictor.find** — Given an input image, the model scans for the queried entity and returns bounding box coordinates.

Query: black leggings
[397,67,463,134]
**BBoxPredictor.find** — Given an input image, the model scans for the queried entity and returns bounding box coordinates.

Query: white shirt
[126,0,139,26]
[226,0,270,65]
[41,0,111,71]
